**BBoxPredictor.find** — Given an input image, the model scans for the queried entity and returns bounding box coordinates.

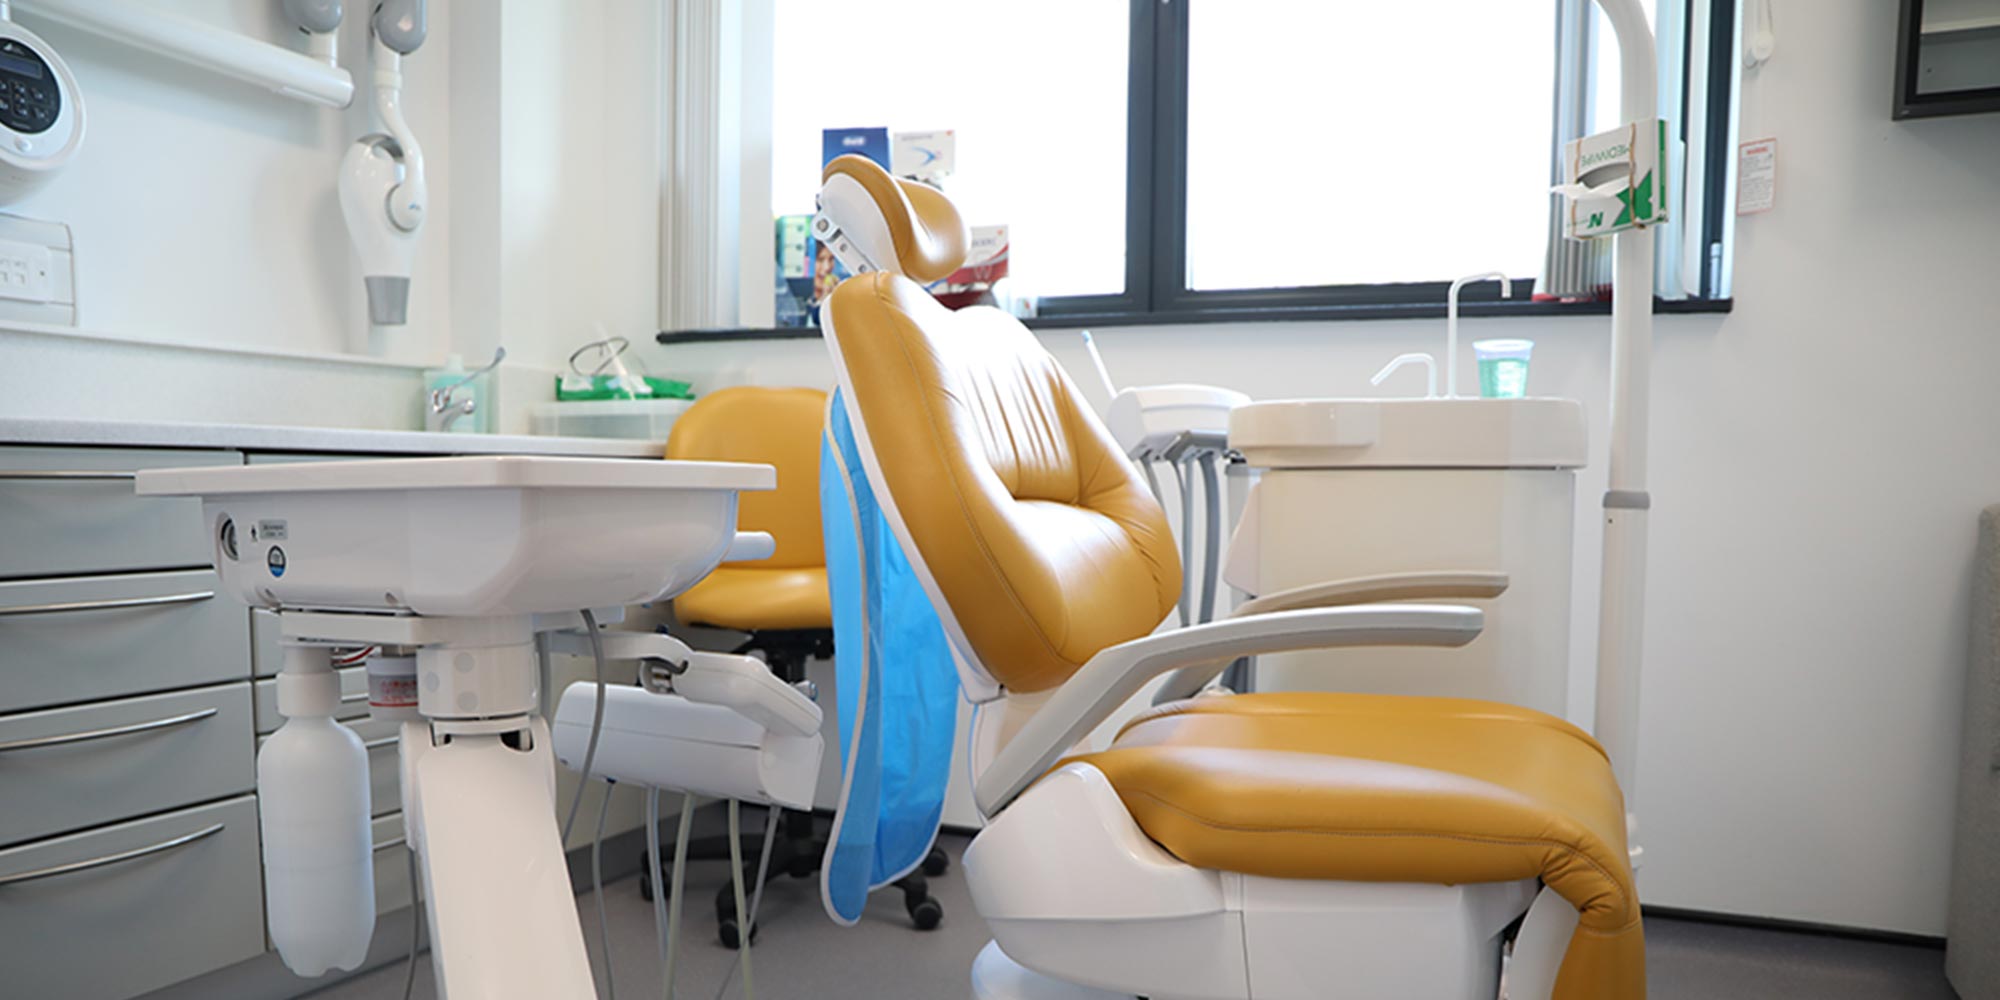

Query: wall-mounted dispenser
[0,9,82,203]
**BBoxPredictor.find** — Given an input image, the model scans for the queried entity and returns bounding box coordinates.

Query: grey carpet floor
[310,834,1955,1000]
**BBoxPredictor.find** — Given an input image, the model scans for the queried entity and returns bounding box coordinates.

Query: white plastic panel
[1250,468,1577,719]
[1231,398,1586,470]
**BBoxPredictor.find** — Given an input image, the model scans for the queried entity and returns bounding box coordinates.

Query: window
[770,0,1130,298]
[759,0,1732,330]
[1183,3,1556,291]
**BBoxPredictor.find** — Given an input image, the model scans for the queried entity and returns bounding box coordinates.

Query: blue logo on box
[267,547,287,578]
[822,127,889,168]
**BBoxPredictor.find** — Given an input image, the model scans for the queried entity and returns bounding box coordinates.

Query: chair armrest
[1230,571,1509,618]
[971,604,1483,816]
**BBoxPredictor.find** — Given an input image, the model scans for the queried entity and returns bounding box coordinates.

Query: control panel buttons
[0,38,57,135]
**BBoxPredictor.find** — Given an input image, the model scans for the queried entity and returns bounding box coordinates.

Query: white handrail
[14,0,353,108]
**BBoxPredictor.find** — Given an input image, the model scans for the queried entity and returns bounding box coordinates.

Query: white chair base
[965,762,1556,1000]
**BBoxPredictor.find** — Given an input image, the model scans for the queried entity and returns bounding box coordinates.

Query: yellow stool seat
[1068,692,1644,1000]
[674,565,831,633]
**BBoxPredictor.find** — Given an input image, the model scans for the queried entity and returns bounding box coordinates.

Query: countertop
[0,418,666,458]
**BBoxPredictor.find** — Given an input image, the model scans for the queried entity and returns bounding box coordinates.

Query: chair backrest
[818,158,1181,695]
[666,386,829,570]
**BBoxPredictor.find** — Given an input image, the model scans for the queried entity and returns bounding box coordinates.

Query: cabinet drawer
[0,683,253,847]
[253,665,370,734]
[258,715,402,819]
[0,570,252,712]
[372,812,413,915]
[0,795,263,1000]
[0,446,241,581]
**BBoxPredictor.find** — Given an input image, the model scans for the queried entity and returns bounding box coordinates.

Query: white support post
[1588,0,1657,861]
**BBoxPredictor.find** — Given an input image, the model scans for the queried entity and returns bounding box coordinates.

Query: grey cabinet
[0,569,251,713]
[0,683,254,847]
[0,446,240,580]
[0,795,265,1000]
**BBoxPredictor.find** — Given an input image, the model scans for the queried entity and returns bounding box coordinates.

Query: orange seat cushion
[1067,692,1644,1000]
[673,565,830,632]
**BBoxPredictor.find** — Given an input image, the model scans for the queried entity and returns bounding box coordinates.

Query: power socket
[0,238,52,302]
[0,213,72,324]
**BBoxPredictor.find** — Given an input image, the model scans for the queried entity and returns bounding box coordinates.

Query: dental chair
[664,386,946,943]
[812,153,1646,999]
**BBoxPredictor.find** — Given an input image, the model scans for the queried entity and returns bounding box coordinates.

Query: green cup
[1474,339,1534,399]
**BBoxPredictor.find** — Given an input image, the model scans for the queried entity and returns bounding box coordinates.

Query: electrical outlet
[0,238,52,302]
[0,213,72,323]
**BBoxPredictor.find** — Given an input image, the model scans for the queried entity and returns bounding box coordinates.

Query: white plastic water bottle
[259,645,375,977]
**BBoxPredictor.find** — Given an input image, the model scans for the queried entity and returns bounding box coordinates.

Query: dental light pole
[1588,0,1656,867]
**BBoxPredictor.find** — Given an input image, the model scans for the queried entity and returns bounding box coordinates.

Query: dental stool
[661,385,946,945]
[814,153,1645,1000]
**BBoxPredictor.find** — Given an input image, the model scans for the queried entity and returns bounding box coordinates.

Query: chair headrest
[818,154,969,284]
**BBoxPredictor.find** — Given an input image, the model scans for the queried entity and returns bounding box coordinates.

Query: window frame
[1033,0,1736,326]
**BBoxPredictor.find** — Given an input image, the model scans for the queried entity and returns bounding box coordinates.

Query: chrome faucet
[428,347,505,433]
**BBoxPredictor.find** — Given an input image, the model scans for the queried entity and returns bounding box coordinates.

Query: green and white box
[1561,118,1669,240]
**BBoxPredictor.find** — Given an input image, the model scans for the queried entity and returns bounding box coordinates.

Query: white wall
[643,0,2000,936]
[0,0,666,433]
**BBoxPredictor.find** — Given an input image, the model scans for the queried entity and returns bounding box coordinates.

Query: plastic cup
[1474,339,1534,399]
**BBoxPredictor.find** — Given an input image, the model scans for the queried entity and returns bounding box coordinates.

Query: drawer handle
[0,470,139,481]
[374,835,407,852]
[340,691,371,705]
[0,707,219,753]
[0,591,216,618]
[364,735,399,750]
[0,823,224,887]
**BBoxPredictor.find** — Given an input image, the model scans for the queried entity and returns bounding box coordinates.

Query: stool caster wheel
[638,857,669,903]
[717,890,761,949]
[719,917,760,950]
[922,845,949,877]
[907,896,943,930]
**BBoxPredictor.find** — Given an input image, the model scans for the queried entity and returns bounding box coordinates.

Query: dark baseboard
[1644,905,1946,950]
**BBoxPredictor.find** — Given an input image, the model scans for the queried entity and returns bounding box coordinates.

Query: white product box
[1559,119,1669,240]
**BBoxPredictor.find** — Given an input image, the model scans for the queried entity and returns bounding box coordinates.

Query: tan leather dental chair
[812,153,1645,1000]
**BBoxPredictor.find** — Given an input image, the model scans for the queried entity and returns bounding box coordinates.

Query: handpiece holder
[546,629,820,739]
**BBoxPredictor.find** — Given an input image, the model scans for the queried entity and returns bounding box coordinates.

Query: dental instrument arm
[972,604,1484,816]
[368,1,427,233]
[1198,455,1221,625]
[1445,272,1512,397]
[544,629,821,739]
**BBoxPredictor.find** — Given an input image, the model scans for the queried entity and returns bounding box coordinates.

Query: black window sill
[656,296,1732,345]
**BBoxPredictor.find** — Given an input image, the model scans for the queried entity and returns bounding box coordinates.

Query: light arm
[972,604,1483,816]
